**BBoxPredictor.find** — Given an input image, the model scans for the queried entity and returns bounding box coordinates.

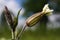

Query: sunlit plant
[3,4,53,40]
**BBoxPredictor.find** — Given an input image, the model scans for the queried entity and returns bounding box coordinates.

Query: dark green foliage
[22,0,48,17]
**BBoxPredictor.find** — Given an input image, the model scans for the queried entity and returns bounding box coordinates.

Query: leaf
[13,8,22,28]
[17,8,22,18]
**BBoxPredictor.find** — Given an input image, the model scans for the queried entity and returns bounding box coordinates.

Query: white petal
[43,4,49,12]
[42,4,53,15]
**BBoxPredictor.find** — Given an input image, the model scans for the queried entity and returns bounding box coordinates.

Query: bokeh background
[0,0,60,40]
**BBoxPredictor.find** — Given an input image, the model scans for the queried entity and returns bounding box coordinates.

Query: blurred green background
[0,0,60,40]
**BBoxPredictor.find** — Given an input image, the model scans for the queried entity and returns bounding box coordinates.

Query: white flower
[42,4,53,15]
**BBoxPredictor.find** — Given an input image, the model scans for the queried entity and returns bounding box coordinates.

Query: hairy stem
[16,24,26,40]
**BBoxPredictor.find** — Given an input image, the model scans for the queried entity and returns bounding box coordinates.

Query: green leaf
[13,8,22,28]
[17,8,22,18]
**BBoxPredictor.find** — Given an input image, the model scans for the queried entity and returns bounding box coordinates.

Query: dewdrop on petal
[26,4,53,27]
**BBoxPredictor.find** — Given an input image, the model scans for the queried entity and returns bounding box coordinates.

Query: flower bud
[4,6,21,30]
[4,6,14,28]
[26,4,53,27]
[26,12,44,27]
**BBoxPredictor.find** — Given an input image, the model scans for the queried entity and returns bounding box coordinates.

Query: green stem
[12,30,15,40]
[16,25,26,40]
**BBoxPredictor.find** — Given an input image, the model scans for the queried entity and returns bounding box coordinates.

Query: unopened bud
[26,12,44,27]
[4,6,14,28]
[4,6,21,30]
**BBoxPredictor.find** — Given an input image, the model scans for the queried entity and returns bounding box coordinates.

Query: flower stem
[16,24,26,40]
[12,29,15,40]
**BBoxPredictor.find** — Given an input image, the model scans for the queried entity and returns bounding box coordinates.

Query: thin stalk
[12,29,16,40]
[16,24,26,40]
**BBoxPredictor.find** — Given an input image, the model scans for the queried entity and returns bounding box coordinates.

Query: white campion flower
[42,4,53,15]
[16,4,54,40]
[26,4,54,27]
